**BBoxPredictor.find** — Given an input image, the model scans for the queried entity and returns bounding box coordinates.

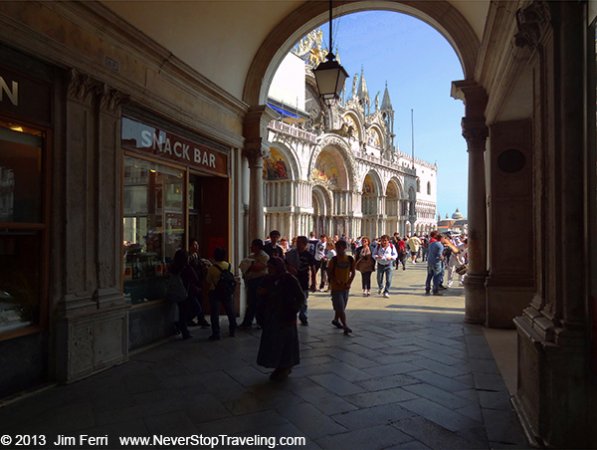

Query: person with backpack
[327,240,356,335]
[374,235,398,298]
[204,247,237,340]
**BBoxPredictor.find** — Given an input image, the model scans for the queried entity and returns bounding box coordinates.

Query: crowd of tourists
[165,229,468,382]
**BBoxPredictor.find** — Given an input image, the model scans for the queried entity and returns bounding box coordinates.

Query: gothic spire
[381,81,393,112]
[357,66,370,108]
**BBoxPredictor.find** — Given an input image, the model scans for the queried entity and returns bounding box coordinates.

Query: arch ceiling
[363,171,383,195]
[263,146,295,180]
[101,1,487,102]
[386,180,399,198]
[312,147,350,190]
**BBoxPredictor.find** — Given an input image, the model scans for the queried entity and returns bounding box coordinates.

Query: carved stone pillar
[243,106,275,240]
[55,69,129,384]
[510,2,595,447]
[452,80,488,324]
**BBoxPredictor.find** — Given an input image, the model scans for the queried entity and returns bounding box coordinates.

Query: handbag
[455,264,468,276]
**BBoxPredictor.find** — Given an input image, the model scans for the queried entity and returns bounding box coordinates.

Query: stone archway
[385,179,401,235]
[241,0,486,326]
[312,184,332,236]
[243,0,479,106]
[361,170,383,239]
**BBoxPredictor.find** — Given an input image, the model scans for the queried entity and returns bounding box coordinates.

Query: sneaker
[331,319,343,329]
[425,290,431,295]
[378,289,382,295]
[343,327,353,335]
[363,290,367,297]
[383,292,390,298]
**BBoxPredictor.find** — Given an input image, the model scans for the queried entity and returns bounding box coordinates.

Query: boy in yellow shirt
[327,240,356,335]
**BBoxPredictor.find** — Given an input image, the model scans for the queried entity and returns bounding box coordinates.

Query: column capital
[514,1,551,50]
[67,68,97,104]
[451,80,487,118]
[244,138,268,168]
[98,83,128,113]
[243,104,276,140]
[461,117,489,152]
[243,105,276,166]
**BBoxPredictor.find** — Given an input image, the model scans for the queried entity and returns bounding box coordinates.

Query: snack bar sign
[121,116,228,176]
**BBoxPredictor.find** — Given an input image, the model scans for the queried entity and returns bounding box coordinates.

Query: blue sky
[322,11,468,219]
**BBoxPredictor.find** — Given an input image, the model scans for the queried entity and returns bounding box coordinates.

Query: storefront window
[123,157,184,304]
[0,123,44,332]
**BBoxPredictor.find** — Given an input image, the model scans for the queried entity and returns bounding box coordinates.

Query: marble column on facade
[55,69,129,383]
[452,80,488,324]
[243,106,275,241]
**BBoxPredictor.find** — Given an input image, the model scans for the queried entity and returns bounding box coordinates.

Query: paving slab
[0,265,528,450]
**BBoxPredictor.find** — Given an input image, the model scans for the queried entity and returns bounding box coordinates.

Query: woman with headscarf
[256,256,305,381]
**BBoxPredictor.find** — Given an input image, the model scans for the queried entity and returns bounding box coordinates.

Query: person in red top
[397,237,407,271]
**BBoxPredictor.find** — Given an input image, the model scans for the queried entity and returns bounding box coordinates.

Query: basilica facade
[262,31,437,240]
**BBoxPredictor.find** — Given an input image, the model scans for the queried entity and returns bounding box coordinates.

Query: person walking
[421,235,430,262]
[391,233,401,269]
[408,233,422,264]
[263,230,284,258]
[425,231,459,296]
[397,237,407,271]
[327,240,356,335]
[256,257,304,381]
[314,234,328,291]
[354,236,375,296]
[374,235,397,298]
[205,247,237,340]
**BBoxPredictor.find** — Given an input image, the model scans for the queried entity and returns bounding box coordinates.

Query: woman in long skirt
[256,256,305,381]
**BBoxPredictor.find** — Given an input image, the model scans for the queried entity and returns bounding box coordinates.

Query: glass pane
[0,230,41,332]
[0,125,43,223]
[123,157,184,304]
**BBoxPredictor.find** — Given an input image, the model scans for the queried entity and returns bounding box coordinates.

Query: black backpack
[214,264,236,299]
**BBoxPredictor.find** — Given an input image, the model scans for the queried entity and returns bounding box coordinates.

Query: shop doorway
[188,173,229,260]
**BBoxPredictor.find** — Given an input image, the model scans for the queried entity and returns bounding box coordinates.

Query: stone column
[511,3,594,447]
[55,69,129,384]
[452,80,488,324]
[243,106,275,241]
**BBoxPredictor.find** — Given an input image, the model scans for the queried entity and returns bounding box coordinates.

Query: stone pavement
[0,263,529,450]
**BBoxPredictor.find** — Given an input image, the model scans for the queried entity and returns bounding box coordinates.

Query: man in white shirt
[374,235,398,298]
